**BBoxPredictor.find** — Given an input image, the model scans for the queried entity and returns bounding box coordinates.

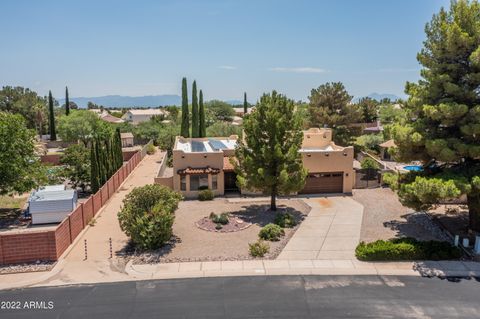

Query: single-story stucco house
[155,127,354,198]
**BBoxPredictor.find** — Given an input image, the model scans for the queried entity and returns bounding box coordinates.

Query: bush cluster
[209,212,229,225]
[146,143,156,155]
[249,240,270,257]
[355,238,462,261]
[259,223,285,241]
[198,189,214,201]
[274,212,297,228]
[118,184,182,250]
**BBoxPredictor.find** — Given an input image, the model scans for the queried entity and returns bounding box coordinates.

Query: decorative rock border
[195,216,253,233]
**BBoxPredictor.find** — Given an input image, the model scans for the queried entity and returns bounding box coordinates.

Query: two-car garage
[299,172,344,194]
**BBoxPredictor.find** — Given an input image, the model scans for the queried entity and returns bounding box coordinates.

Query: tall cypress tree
[191,80,199,137]
[115,128,123,169]
[65,86,70,116]
[90,142,100,193]
[243,92,248,115]
[48,90,56,141]
[180,77,190,137]
[199,90,206,137]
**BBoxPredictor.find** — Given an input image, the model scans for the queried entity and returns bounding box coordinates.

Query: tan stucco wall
[301,146,354,193]
[172,148,226,199]
[302,128,333,148]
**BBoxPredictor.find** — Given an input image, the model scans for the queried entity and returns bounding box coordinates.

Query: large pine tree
[180,77,190,137]
[48,90,56,141]
[65,86,70,116]
[391,0,480,231]
[308,82,360,145]
[191,80,199,137]
[235,91,307,210]
[199,89,206,137]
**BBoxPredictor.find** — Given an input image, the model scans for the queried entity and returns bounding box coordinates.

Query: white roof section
[176,138,237,153]
[29,189,76,202]
[299,145,336,152]
[126,108,167,115]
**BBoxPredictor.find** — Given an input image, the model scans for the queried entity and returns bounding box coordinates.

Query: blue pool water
[403,165,423,172]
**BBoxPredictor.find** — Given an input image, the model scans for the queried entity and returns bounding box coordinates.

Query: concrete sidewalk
[125,259,480,280]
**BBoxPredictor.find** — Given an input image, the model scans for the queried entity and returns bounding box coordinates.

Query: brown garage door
[300,172,343,194]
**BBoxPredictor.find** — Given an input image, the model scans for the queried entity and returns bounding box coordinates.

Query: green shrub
[355,237,462,261]
[274,212,297,228]
[382,172,399,190]
[146,143,156,155]
[198,189,214,201]
[118,184,183,250]
[209,212,229,225]
[259,223,285,241]
[361,157,380,170]
[249,240,270,257]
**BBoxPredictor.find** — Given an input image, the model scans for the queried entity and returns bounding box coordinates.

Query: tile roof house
[156,128,354,198]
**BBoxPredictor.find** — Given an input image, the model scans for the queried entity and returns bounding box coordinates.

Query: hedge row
[355,237,462,261]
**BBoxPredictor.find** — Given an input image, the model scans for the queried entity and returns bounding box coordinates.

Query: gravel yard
[354,188,445,243]
[130,198,310,264]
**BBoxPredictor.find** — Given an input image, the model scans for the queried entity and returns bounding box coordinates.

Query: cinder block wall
[0,147,147,265]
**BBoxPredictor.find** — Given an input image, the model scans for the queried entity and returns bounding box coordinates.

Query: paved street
[0,275,479,318]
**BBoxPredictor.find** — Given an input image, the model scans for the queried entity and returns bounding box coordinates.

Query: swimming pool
[403,165,423,172]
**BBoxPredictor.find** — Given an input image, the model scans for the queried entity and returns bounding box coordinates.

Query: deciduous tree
[0,112,45,194]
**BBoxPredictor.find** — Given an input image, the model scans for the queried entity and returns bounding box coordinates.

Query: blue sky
[0,0,450,101]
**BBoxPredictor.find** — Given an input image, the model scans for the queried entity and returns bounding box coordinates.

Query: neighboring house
[120,132,134,148]
[233,107,252,117]
[156,127,354,198]
[89,109,125,124]
[122,108,168,124]
[349,121,383,134]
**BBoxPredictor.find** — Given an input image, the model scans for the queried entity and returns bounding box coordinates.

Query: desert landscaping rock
[195,215,253,233]
[0,261,55,275]
[129,198,310,264]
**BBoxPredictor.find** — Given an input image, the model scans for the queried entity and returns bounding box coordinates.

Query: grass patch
[355,237,462,261]
[0,195,28,229]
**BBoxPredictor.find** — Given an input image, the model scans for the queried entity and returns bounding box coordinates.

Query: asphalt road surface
[0,275,478,318]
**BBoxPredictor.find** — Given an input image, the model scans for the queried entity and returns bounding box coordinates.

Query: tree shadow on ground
[383,213,448,241]
[230,203,307,228]
[116,235,181,261]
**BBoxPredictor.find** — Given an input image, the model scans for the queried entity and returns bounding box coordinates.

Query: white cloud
[218,65,237,70]
[269,67,326,74]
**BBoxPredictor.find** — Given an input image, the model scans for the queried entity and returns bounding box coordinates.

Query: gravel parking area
[353,188,444,243]
[130,198,310,264]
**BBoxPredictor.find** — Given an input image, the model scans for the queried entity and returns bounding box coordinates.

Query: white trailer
[28,188,78,224]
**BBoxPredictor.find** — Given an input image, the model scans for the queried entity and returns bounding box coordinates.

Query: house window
[190,174,208,191]
[180,175,186,191]
[212,175,218,190]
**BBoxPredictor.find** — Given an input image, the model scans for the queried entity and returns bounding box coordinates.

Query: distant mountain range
[58,95,182,108]
[59,92,402,108]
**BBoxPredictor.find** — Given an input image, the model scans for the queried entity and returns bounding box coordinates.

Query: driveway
[277,196,364,260]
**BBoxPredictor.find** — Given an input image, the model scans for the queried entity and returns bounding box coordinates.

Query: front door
[224,172,239,192]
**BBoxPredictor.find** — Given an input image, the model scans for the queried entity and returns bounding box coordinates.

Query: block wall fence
[0,141,152,265]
